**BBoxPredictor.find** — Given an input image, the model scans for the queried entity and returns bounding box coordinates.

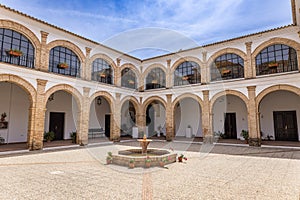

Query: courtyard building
[0,1,300,150]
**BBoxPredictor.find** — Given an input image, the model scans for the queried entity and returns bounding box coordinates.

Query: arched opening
[259,90,300,141]
[210,53,244,81]
[45,90,79,143]
[174,61,201,86]
[88,96,112,143]
[145,68,166,90]
[0,82,30,145]
[174,97,202,138]
[121,68,137,89]
[92,58,114,84]
[145,100,166,137]
[255,44,298,76]
[212,94,248,140]
[48,46,81,77]
[0,28,35,68]
[120,100,136,138]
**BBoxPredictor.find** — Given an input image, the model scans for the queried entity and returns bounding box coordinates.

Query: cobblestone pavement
[0,142,300,200]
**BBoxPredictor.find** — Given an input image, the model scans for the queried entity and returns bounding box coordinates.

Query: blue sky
[0,0,293,59]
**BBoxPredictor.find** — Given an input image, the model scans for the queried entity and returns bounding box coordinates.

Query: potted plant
[266,134,273,141]
[145,156,151,168]
[268,61,278,68]
[106,152,113,164]
[44,131,55,142]
[159,157,170,167]
[240,130,249,143]
[178,154,187,162]
[70,131,76,143]
[129,159,135,169]
[1,112,7,122]
[57,62,68,69]
[6,49,22,57]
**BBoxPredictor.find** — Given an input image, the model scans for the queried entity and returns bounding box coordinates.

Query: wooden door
[224,113,237,139]
[273,111,298,141]
[105,114,111,138]
[49,112,65,140]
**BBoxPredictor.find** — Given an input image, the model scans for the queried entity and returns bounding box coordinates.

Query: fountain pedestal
[137,135,152,154]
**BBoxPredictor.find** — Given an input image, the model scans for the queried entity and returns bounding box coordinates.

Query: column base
[166,135,173,142]
[203,135,214,144]
[29,140,43,151]
[248,138,261,147]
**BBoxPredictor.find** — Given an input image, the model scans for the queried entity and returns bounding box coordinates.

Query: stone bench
[88,128,105,139]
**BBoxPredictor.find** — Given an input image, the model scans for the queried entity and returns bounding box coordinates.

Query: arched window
[49,46,80,77]
[121,68,136,89]
[92,58,113,84]
[256,44,298,75]
[174,61,201,86]
[145,68,166,90]
[0,28,35,68]
[211,53,244,81]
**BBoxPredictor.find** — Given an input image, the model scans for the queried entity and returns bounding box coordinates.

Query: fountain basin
[111,148,177,167]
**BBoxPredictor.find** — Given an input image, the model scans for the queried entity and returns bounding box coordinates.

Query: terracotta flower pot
[159,162,165,167]
[178,157,183,162]
[145,162,151,168]
[129,163,135,169]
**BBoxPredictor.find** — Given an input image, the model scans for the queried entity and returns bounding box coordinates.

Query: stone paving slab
[0,143,299,199]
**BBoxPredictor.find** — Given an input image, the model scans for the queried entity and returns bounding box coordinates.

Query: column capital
[202,51,207,62]
[36,79,47,86]
[167,59,171,68]
[116,58,121,67]
[245,41,252,48]
[83,87,90,96]
[166,94,172,98]
[247,85,256,91]
[85,47,91,57]
[116,92,121,99]
[40,31,49,38]
[202,90,209,96]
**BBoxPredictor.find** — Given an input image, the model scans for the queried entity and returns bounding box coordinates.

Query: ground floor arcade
[0,74,300,150]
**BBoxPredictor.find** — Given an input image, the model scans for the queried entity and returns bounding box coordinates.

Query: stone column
[245,42,253,79]
[138,66,144,92]
[136,97,145,135]
[28,79,47,150]
[202,90,213,143]
[84,47,92,80]
[39,31,49,72]
[201,52,208,84]
[78,87,90,145]
[165,94,174,141]
[111,93,121,141]
[115,58,121,87]
[166,59,172,88]
[247,86,261,146]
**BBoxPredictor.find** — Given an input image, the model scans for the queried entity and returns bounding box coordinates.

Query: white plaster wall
[212,95,248,138]
[174,98,202,137]
[89,98,110,129]
[0,83,29,143]
[45,91,78,139]
[154,104,166,134]
[259,91,300,141]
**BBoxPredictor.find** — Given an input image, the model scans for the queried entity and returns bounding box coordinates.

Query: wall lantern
[97,97,102,105]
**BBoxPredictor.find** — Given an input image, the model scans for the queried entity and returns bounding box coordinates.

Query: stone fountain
[110,134,177,168]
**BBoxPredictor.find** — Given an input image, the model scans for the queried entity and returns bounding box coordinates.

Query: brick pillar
[245,42,253,79]
[39,31,49,72]
[165,94,174,141]
[115,58,121,87]
[247,86,261,146]
[166,59,171,88]
[202,90,213,143]
[78,87,90,145]
[136,97,145,134]
[201,52,208,84]
[111,93,121,141]
[138,66,144,92]
[84,47,91,80]
[28,79,47,150]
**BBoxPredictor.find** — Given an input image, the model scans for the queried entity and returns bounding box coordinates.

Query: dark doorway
[273,111,298,141]
[105,114,111,138]
[49,112,65,140]
[224,113,237,139]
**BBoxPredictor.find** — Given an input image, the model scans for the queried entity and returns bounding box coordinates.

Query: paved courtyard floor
[0,141,300,199]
